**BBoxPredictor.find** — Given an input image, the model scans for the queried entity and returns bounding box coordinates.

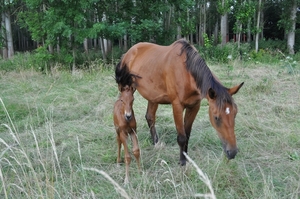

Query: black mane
[115,62,140,87]
[175,39,233,108]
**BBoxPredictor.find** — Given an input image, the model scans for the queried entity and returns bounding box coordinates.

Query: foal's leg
[130,127,141,171]
[184,103,200,154]
[145,101,159,144]
[120,131,130,184]
[171,101,186,165]
[116,134,122,164]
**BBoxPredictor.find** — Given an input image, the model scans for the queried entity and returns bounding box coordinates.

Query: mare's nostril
[226,150,231,157]
[226,148,238,159]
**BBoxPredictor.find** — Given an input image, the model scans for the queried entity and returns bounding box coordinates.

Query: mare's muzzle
[225,148,238,159]
[223,142,238,159]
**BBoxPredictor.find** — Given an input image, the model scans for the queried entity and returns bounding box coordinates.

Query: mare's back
[123,42,199,104]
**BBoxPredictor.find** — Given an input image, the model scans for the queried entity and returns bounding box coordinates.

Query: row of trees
[1,0,300,68]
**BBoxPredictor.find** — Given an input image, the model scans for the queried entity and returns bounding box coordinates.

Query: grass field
[0,60,299,198]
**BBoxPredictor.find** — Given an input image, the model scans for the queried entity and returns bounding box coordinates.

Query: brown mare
[113,85,140,184]
[115,39,244,165]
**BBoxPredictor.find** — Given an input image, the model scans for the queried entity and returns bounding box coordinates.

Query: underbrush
[1,40,300,74]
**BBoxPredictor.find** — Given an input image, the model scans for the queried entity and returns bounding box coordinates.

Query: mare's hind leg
[145,101,159,144]
[184,103,200,154]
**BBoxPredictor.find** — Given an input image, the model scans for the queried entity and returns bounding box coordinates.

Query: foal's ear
[131,83,137,93]
[118,84,122,92]
[131,86,136,93]
[208,88,217,99]
[118,84,127,92]
[228,82,244,96]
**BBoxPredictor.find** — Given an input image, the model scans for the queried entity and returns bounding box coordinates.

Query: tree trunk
[1,12,8,59]
[4,10,14,58]
[48,45,54,54]
[203,3,206,44]
[123,34,128,51]
[247,18,251,42]
[221,13,228,45]
[287,0,297,55]
[72,45,76,73]
[255,0,262,53]
[237,23,242,48]
[214,20,219,45]
[57,37,60,54]
[84,38,88,54]
[177,25,181,39]
[99,37,106,61]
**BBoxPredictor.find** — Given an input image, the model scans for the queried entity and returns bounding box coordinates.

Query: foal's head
[118,85,135,121]
[207,83,244,160]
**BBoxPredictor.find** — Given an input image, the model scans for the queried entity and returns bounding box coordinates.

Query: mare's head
[207,82,244,160]
[118,85,136,122]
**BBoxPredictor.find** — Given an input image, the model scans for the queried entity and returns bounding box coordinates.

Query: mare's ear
[228,82,244,96]
[208,88,217,100]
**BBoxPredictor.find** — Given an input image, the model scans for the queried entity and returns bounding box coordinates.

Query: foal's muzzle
[125,112,132,121]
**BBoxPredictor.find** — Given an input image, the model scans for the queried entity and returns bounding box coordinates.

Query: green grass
[0,61,300,198]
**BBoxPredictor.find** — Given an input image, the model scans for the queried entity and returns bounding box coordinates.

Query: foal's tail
[115,61,140,87]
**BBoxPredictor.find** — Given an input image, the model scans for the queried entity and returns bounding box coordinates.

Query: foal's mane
[175,39,233,109]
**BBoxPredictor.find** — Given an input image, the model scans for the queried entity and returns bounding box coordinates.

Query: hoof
[124,178,129,185]
[179,159,186,166]
[153,136,159,145]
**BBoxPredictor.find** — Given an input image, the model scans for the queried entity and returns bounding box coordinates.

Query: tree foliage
[1,0,299,65]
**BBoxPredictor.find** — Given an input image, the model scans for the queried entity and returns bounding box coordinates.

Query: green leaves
[217,0,233,15]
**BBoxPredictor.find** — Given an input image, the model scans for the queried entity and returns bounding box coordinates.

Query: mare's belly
[136,85,171,104]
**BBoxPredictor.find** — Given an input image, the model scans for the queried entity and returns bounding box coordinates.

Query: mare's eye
[214,116,221,126]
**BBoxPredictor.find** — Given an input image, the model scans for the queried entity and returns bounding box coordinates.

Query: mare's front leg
[172,101,186,165]
[145,101,159,144]
[183,103,200,154]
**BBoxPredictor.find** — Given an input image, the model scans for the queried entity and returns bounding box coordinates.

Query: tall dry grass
[0,61,299,198]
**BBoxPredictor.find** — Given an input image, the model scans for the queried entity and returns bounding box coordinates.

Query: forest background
[1,0,300,71]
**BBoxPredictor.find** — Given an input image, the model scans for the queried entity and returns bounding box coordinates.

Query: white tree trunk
[214,21,219,45]
[57,37,60,54]
[123,34,128,51]
[4,11,14,58]
[221,13,228,45]
[99,37,106,61]
[237,23,242,48]
[177,25,181,40]
[287,0,297,55]
[255,0,262,53]
[84,38,88,53]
